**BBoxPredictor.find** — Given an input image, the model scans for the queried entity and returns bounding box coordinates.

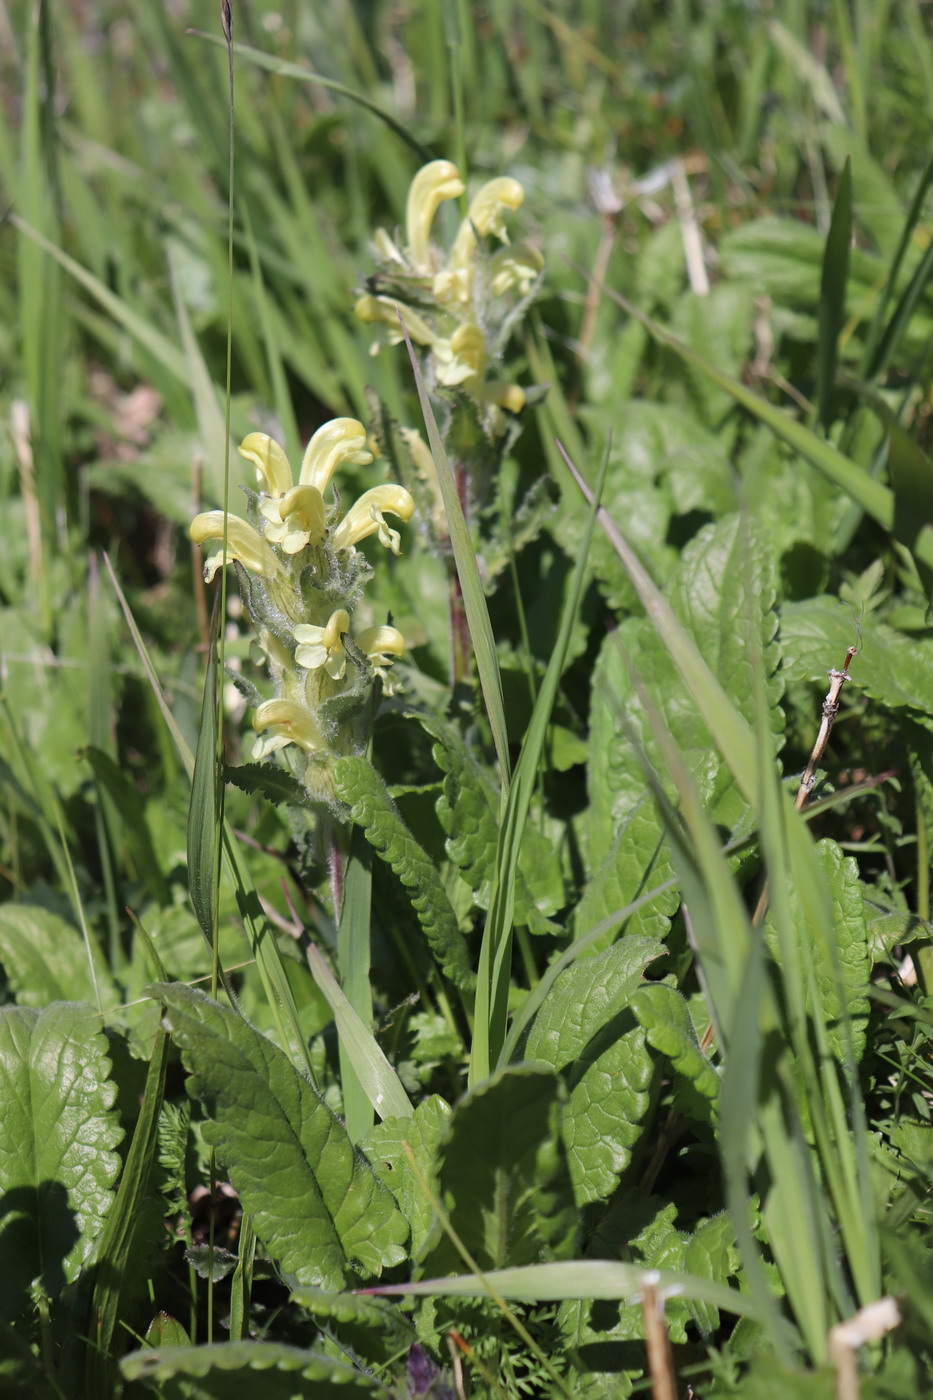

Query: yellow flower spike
[488,241,544,297]
[238,433,293,496]
[297,418,373,495]
[252,698,322,760]
[331,484,415,555]
[293,609,351,680]
[190,511,282,582]
[354,294,437,348]
[260,484,327,554]
[434,322,487,388]
[405,159,465,271]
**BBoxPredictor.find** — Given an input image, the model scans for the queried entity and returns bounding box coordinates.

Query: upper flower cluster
[354,160,543,431]
[189,418,412,802]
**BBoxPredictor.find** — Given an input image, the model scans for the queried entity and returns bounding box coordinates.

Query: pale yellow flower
[189,511,282,583]
[405,159,465,270]
[239,423,373,555]
[354,294,437,351]
[331,485,415,555]
[251,698,322,760]
[293,610,351,680]
[357,624,405,692]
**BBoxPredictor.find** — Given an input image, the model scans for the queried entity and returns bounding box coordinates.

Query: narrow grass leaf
[817,158,852,429]
[190,31,434,163]
[186,607,221,951]
[472,444,609,1083]
[400,312,511,789]
[365,1259,763,1320]
[12,216,189,383]
[303,944,413,1123]
[336,828,375,1141]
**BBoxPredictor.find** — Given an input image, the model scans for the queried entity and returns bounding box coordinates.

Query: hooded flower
[332,484,414,555]
[189,511,282,583]
[251,698,322,761]
[240,421,374,555]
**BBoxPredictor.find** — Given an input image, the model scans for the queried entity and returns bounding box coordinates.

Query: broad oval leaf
[525,938,664,1204]
[0,1001,123,1319]
[418,1064,578,1277]
[153,983,408,1290]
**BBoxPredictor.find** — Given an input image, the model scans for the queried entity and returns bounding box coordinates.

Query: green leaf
[524,939,664,1205]
[120,1341,385,1397]
[224,761,313,810]
[154,983,409,1289]
[422,713,561,934]
[187,617,222,950]
[0,1002,123,1318]
[765,840,871,1068]
[780,596,933,718]
[631,982,720,1111]
[334,756,474,989]
[367,1258,763,1320]
[573,795,678,952]
[418,1064,578,1277]
[363,1096,452,1256]
[288,1289,415,1368]
[817,158,852,429]
[585,514,783,871]
[85,1025,170,1396]
[84,745,171,905]
[0,905,115,1008]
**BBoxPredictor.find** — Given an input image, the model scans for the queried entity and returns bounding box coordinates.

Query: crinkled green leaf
[420,713,562,934]
[585,514,783,871]
[573,795,678,952]
[684,1211,742,1336]
[560,1203,740,1351]
[631,982,720,1113]
[120,1340,384,1396]
[525,938,663,1205]
[0,1002,123,1318]
[224,761,315,810]
[288,1289,415,1368]
[363,1096,452,1256]
[419,1064,578,1277]
[153,983,408,1289]
[0,905,117,1009]
[334,756,475,988]
[765,840,871,1067]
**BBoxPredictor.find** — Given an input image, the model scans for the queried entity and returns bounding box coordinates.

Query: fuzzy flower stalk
[355,160,545,681]
[189,418,410,810]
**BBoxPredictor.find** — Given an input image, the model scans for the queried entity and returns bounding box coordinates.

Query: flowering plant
[189,418,412,809]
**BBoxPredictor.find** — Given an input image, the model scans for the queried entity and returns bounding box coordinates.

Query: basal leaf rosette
[189,417,412,807]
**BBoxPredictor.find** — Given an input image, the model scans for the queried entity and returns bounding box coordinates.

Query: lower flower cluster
[190,418,411,805]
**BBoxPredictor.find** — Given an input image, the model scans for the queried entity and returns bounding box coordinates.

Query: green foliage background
[2,1,933,1396]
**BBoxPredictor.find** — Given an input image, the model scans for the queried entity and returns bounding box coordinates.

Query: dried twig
[795,645,858,811]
